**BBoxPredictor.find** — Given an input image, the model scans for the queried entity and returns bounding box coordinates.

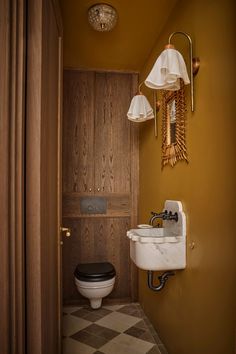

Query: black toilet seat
[74,262,116,282]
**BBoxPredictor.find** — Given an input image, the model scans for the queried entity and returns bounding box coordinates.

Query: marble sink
[127,200,186,271]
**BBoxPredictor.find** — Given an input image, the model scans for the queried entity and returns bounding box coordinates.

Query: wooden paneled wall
[62,70,139,304]
[0,1,26,352]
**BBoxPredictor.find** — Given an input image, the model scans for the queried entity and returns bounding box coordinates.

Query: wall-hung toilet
[74,262,116,309]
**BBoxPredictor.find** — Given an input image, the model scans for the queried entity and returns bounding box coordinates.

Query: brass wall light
[145,31,200,112]
[127,82,160,138]
[145,31,200,167]
[127,31,200,144]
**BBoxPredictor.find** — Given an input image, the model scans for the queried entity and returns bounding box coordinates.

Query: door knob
[60,227,71,237]
[97,187,100,192]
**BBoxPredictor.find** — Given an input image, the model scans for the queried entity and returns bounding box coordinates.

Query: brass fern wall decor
[161,79,188,168]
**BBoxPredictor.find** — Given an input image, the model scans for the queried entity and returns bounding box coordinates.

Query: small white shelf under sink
[127,200,186,271]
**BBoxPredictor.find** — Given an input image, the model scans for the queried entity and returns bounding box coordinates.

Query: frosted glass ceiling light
[88,3,118,32]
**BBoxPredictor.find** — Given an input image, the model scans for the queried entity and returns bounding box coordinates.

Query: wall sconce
[145,31,200,112]
[127,83,160,137]
[127,31,200,140]
[88,3,118,32]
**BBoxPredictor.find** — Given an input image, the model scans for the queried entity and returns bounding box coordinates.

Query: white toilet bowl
[74,262,116,309]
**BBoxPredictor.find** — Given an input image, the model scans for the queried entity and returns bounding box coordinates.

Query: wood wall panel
[62,70,138,305]
[62,218,130,303]
[63,70,94,193]
[63,193,130,217]
[62,70,94,192]
[94,72,132,194]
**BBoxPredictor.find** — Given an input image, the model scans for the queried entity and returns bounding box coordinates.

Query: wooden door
[26,1,63,353]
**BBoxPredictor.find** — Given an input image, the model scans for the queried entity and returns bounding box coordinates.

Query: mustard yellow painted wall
[139,0,236,353]
[60,0,178,71]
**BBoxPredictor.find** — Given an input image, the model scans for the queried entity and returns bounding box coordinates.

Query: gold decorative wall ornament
[162,79,188,168]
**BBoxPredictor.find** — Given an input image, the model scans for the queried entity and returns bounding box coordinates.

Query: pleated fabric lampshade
[127,94,154,122]
[145,47,190,91]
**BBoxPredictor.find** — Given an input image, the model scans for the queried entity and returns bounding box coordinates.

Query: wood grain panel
[26,0,62,353]
[62,218,131,303]
[41,1,61,351]
[63,70,94,193]
[63,193,130,217]
[0,1,10,351]
[0,0,26,352]
[94,72,132,194]
[62,70,139,305]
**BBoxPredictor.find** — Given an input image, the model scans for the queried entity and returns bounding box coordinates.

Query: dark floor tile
[83,312,105,322]
[71,307,111,322]
[124,326,146,338]
[117,304,143,318]
[83,307,112,317]
[71,308,90,318]
[135,319,149,330]
[158,344,169,354]
[71,330,107,349]
[140,331,156,344]
[147,345,162,354]
[84,323,119,340]
[125,324,157,344]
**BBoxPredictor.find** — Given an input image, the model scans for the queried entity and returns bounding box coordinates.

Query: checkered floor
[63,303,168,354]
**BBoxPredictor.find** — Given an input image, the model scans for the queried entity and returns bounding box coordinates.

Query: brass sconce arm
[168,31,200,112]
[138,81,160,138]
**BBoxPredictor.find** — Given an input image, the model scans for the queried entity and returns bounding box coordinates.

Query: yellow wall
[139,0,236,353]
[60,0,178,71]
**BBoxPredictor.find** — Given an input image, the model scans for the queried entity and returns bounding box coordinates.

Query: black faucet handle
[166,211,178,222]
[150,211,159,216]
[162,210,168,220]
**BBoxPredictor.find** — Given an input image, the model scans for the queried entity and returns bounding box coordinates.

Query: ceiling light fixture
[88,3,118,32]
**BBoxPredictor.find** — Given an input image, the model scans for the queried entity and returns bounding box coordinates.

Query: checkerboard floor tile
[63,303,167,354]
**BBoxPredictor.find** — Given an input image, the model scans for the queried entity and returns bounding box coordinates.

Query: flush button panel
[80,197,107,214]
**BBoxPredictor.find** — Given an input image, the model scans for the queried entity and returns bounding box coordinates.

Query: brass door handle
[60,227,71,237]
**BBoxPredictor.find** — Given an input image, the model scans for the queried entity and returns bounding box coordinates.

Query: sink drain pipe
[147,270,175,291]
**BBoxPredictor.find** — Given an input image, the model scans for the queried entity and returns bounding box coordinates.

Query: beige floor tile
[63,337,94,354]
[96,311,140,332]
[100,333,154,354]
[63,315,91,336]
